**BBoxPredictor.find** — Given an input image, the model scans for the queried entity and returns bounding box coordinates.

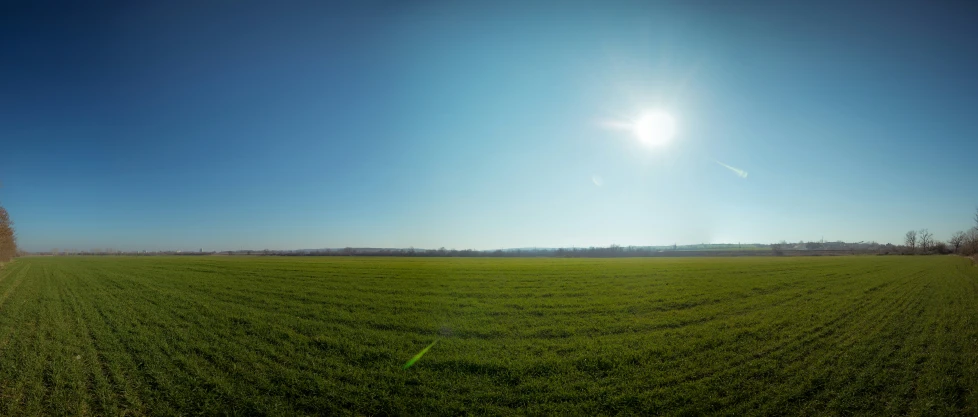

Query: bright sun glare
[632,111,677,146]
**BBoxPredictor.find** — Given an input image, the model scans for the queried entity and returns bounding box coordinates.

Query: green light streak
[402,340,438,370]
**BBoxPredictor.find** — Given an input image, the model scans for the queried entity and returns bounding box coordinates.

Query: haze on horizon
[2,1,977,252]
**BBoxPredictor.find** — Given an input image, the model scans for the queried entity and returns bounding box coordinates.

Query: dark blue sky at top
[2,0,977,251]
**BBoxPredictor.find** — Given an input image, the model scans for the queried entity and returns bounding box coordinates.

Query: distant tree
[0,205,15,262]
[905,230,917,253]
[918,229,933,253]
[965,228,978,256]
[950,231,966,253]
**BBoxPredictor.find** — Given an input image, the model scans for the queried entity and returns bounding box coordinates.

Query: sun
[632,111,677,146]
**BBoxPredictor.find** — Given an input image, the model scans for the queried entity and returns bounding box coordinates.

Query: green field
[0,256,976,415]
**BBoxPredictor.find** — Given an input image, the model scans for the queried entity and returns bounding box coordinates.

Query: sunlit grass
[0,255,976,414]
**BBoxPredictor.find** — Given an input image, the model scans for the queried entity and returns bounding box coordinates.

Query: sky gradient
[2,1,977,252]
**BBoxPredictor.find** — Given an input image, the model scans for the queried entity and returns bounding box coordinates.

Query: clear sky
[2,1,977,252]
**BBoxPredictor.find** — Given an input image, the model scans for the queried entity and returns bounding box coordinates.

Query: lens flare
[402,340,438,369]
[715,160,748,178]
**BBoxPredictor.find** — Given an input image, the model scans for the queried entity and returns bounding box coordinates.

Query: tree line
[203,243,881,258]
[21,204,978,260]
[905,207,978,256]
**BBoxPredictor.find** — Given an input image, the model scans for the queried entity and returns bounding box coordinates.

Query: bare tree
[966,228,978,256]
[0,182,13,262]
[0,210,13,261]
[0,205,16,262]
[905,230,917,253]
[918,229,933,253]
[950,231,966,253]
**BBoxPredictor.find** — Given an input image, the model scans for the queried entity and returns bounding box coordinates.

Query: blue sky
[2,1,976,252]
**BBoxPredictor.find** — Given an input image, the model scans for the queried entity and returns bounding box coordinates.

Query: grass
[0,255,976,415]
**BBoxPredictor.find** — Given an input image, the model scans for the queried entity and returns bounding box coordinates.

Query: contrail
[402,340,438,369]
[715,160,748,178]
